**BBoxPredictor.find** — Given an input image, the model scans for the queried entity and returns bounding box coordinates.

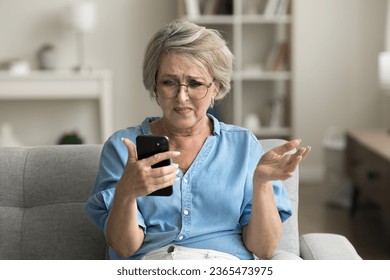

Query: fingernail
[172,151,181,156]
[173,163,179,169]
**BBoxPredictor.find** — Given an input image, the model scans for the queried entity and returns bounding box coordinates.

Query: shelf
[183,14,292,25]
[236,71,291,81]
[0,70,113,143]
[180,0,293,140]
[0,70,109,100]
[241,15,292,24]
[184,15,235,25]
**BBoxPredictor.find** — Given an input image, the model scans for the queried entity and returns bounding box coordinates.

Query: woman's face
[156,52,218,131]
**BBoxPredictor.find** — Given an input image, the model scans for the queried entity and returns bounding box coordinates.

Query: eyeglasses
[156,79,214,100]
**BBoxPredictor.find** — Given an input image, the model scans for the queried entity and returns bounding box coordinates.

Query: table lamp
[379,0,390,90]
[379,51,390,89]
[69,1,96,72]
[378,0,390,133]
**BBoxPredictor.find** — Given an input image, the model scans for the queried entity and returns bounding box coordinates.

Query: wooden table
[346,129,390,216]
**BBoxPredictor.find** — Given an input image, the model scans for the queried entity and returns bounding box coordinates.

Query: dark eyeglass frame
[156,78,215,100]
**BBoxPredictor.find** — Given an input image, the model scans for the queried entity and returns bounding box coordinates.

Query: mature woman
[85,20,310,260]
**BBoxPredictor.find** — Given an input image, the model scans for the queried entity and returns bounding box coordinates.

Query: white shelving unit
[0,70,113,145]
[179,0,293,139]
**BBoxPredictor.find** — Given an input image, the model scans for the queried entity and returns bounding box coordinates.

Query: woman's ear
[212,80,221,98]
[153,92,160,105]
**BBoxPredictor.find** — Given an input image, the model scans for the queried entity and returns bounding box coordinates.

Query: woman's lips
[174,107,192,114]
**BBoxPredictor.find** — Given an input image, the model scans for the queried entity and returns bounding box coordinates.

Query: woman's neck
[151,116,212,140]
[151,116,213,173]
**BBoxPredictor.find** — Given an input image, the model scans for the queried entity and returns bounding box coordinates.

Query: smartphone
[136,135,173,196]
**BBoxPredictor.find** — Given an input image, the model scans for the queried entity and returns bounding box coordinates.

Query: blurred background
[0,0,389,259]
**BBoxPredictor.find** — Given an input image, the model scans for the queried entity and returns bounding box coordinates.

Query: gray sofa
[0,141,361,260]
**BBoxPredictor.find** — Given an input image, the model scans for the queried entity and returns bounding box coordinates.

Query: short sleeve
[84,130,147,233]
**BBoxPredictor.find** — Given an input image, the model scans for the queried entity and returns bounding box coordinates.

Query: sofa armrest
[299,233,362,260]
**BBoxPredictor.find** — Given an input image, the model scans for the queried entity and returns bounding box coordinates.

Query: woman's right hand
[117,138,180,198]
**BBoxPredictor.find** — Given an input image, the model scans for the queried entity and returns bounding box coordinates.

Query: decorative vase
[37,44,56,70]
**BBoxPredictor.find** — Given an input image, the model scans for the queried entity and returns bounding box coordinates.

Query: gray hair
[143,20,234,101]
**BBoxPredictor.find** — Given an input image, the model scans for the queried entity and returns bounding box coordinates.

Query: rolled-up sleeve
[84,132,146,234]
[85,188,115,232]
[272,180,292,222]
[239,134,292,227]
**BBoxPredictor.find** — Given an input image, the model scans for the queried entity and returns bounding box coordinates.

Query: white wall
[293,0,388,182]
[0,0,388,182]
[0,0,176,145]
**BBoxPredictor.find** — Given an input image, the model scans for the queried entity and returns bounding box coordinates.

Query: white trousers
[141,245,240,260]
[140,245,302,260]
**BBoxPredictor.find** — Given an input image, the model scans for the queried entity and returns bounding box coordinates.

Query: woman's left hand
[254,139,311,182]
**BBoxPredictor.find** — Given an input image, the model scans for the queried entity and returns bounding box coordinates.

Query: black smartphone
[136,135,173,196]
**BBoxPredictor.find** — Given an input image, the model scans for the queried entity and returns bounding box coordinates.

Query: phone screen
[136,135,173,196]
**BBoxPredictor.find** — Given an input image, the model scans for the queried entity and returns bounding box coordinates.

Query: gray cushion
[0,145,106,260]
[0,207,24,259]
[22,204,104,259]
[300,233,362,260]
[0,148,26,207]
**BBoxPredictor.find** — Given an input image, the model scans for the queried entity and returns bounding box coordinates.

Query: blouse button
[178,235,184,240]
[183,178,189,184]
[183,210,189,216]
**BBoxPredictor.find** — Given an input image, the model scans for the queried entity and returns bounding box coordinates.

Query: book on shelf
[263,0,290,16]
[181,0,233,17]
[203,0,220,15]
[264,41,289,71]
[184,0,201,19]
[177,0,186,18]
[273,42,289,71]
[269,98,285,128]
[217,0,233,15]
[264,42,280,71]
[276,0,290,16]
[263,0,279,16]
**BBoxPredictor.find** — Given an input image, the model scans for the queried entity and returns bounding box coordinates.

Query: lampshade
[70,1,96,33]
[379,51,390,90]
[380,0,390,91]
[65,1,97,72]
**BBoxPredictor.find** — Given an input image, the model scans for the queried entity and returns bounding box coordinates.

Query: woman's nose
[176,85,189,100]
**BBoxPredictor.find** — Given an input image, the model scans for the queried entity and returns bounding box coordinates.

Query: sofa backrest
[0,145,106,260]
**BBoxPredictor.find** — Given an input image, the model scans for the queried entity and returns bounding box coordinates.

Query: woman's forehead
[158,52,209,78]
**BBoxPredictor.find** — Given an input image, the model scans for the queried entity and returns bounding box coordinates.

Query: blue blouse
[84,115,292,259]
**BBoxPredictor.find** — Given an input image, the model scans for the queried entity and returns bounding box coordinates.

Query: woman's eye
[188,80,203,88]
[162,80,177,87]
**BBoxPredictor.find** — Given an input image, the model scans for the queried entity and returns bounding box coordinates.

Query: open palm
[255,139,311,182]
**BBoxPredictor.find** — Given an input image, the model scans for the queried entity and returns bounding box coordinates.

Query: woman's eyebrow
[158,74,177,79]
[159,74,204,80]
